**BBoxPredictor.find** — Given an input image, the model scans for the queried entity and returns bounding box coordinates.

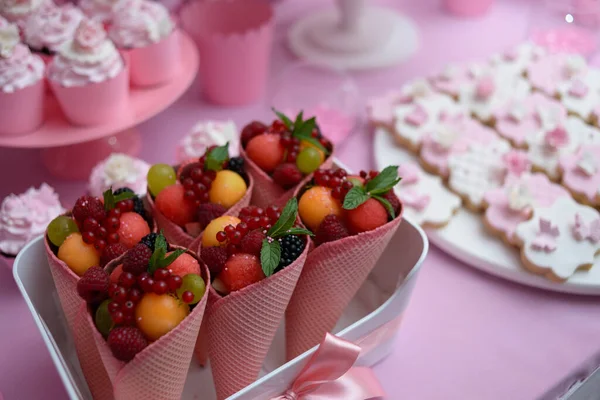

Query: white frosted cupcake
[88,153,150,197]
[0,0,51,29]
[23,3,84,60]
[78,0,124,24]
[48,18,129,125]
[0,16,45,136]
[109,0,179,86]
[176,120,239,163]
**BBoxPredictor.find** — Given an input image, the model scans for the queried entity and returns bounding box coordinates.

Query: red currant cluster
[179,161,217,206]
[314,169,354,200]
[359,170,380,184]
[215,206,281,255]
[78,199,134,253]
[277,124,331,163]
[216,222,249,255]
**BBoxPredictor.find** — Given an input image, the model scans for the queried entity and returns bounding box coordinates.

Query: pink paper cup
[49,60,131,126]
[181,0,274,106]
[129,28,181,87]
[443,0,493,17]
[0,79,45,136]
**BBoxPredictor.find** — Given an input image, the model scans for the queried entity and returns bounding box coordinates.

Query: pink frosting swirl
[0,184,64,256]
[0,0,48,27]
[109,0,173,48]
[88,153,150,197]
[0,25,45,93]
[78,0,124,23]
[48,18,124,87]
[24,3,84,53]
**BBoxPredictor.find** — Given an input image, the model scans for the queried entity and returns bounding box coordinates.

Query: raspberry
[139,232,158,251]
[315,214,349,245]
[278,235,305,269]
[101,243,128,267]
[73,196,105,224]
[107,326,148,362]
[272,163,303,189]
[122,244,153,276]
[241,121,268,147]
[197,203,227,229]
[239,229,265,257]
[201,246,228,276]
[77,266,109,304]
[226,157,245,177]
[381,190,401,217]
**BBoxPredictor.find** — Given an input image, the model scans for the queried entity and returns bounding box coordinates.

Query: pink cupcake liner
[180,0,274,106]
[204,242,309,400]
[285,197,404,360]
[128,28,181,87]
[239,144,334,209]
[146,171,254,248]
[0,79,45,136]
[48,59,131,126]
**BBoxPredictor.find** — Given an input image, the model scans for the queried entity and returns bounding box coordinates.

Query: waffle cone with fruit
[198,199,311,399]
[239,110,334,209]
[285,167,404,360]
[71,233,209,400]
[45,189,155,337]
[147,143,254,249]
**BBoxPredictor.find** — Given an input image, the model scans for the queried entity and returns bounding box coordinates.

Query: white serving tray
[374,127,600,295]
[13,218,428,399]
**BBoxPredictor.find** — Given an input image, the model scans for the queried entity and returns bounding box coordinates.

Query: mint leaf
[294,116,316,139]
[343,186,370,210]
[260,239,281,277]
[272,108,293,129]
[366,166,401,195]
[283,227,314,237]
[157,249,184,269]
[113,191,135,203]
[268,198,298,238]
[372,194,395,219]
[294,111,304,129]
[103,188,115,211]
[148,233,169,273]
[205,143,230,171]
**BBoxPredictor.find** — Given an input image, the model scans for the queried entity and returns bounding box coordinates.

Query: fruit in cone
[117,212,151,248]
[298,186,343,232]
[220,254,265,292]
[167,252,201,277]
[58,233,101,276]
[202,216,241,247]
[155,184,197,227]
[209,170,248,208]
[135,293,189,341]
[346,198,388,234]
[147,164,177,197]
[47,216,79,247]
[245,134,285,173]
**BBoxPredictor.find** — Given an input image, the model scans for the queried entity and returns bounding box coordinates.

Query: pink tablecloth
[2,0,600,399]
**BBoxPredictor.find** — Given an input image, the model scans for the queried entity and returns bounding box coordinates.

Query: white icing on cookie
[556,69,600,121]
[447,139,513,208]
[396,163,461,227]
[490,42,547,77]
[515,197,600,280]
[527,53,588,96]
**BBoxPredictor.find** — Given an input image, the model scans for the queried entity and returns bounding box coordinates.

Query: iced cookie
[526,116,600,181]
[489,42,546,77]
[446,139,513,211]
[483,172,570,245]
[396,163,461,228]
[457,68,531,125]
[514,197,600,282]
[526,53,588,97]
[392,83,464,152]
[429,62,486,99]
[559,145,600,206]
[367,90,405,129]
[556,72,600,123]
[493,93,566,148]
[419,114,499,178]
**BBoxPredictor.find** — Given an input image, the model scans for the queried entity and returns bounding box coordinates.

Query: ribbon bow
[271,334,385,400]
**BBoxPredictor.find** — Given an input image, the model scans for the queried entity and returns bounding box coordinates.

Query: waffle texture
[285,212,403,360]
[206,241,309,399]
[239,144,334,208]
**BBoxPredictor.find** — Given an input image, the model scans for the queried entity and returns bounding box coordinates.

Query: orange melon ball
[135,293,189,341]
[298,186,343,232]
[57,232,100,276]
[209,170,247,209]
[202,215,241,247]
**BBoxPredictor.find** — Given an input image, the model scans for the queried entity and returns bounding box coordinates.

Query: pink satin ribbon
[271,334,386,400]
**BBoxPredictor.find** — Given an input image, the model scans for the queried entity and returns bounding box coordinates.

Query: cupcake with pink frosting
[0,0,51,29]
[0,183,64,256]
[88,153,150,197]
[176,120,239,163]
[23,2,84,60]
[109,0,179,86]
[0,16,45,136]
[78,0,124,25]
[48,18,129,126]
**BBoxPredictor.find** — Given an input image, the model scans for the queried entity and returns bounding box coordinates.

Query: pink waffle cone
[70,247,210,400]
[147,172,254,248]
[239,145,334,208]
[206,242,309,399]
[285,211,404,360]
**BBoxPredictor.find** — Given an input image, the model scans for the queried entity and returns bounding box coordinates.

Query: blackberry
[278,235,305,269]
[114,187,146,219]
[140,232,158,251]
[226,157,245,176]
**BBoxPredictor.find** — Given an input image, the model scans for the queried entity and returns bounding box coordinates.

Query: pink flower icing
[531,218,559,252]
[544,126,569,150]
[0,184,64,256]
[527,53,587,96]
[397,163,420,185]
[572,213,600,243]
[398,189,430,211]
[503,150,531,177]
[0,0,47,26]
[109,0,173,48]
[404,104,428,127]
[24,3,84,53]
[568,79,589,98]
[48,18,124,87]
[559,145,600,203]
[0,18,45,93]
[475,76,495,100]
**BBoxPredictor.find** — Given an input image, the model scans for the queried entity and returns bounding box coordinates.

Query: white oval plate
[374,127,600,295]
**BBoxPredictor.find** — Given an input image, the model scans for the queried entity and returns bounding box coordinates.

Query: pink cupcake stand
[0,31,199,180]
